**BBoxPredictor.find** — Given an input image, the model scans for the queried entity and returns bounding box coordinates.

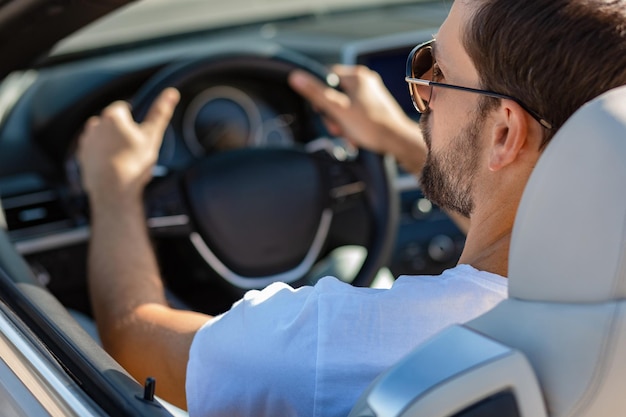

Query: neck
[454,122,542,277]
[457,206,516,277]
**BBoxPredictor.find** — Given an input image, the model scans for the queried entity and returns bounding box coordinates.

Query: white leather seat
[349,84,626,417]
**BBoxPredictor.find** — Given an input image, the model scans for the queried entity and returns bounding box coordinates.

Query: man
[77,0,626,415]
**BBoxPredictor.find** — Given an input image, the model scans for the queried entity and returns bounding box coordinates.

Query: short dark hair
[463,0,626,147]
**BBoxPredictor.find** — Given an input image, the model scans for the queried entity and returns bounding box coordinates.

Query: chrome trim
[0,309,100,415]
[189,208,333,289]
[146,215,190,229]
[305,136,358,161]
[2,190,57,210]
[13,215,191,255]
[330,181,366,199]
[14,227,90,255]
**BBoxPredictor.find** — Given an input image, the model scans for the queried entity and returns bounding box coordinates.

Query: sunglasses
[405,40,553,130]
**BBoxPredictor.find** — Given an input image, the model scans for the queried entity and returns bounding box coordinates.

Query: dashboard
[0,1,463,315]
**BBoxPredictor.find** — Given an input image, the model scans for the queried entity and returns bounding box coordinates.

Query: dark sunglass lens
[412,46,433,80]
[410,45,434,112]
[409,84,428,113]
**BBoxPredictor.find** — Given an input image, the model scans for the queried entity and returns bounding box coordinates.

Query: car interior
[0,1,623,416]
[0,1,462,414]
[0,1,460,319]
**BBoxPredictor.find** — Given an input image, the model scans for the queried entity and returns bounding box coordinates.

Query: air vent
[2,190,72,238]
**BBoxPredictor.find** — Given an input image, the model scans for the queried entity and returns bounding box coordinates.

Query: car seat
[349,84,626,417]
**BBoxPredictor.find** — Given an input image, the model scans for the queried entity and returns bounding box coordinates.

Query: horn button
[184,148,327,278]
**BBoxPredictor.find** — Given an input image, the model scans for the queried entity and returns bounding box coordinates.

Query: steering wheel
[131,44,398,291]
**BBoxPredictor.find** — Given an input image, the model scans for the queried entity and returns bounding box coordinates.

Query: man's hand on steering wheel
[77,88,180,203]
[289,65,428,178]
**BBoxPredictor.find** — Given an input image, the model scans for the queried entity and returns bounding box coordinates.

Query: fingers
[322,116,342,137]
[142,88,181,136]
[288,70,349,118]
[326,65,361,90]
[100,100,134,124]
[83,115,101,131]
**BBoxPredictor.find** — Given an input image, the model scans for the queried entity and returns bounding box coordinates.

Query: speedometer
[182,85,295,156]
[182,86,262,156]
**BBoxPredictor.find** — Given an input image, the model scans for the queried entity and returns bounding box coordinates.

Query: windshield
[54,0,422,55]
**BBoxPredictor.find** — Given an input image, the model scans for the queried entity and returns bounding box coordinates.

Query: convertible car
[1,1,625,416]
[0,0,463,415]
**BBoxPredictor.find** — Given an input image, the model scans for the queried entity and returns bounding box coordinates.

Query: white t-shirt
[186,264,507,417]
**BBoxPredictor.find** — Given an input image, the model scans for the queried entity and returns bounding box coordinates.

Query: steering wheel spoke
[144,175,193,237]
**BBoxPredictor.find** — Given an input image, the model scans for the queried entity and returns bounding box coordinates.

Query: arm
[77,89,210,409]
[289,66,470,232]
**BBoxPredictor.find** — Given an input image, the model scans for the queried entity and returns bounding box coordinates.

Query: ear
[487,100,531,172]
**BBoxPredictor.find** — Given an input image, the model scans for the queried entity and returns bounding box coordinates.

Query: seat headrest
[509,85,626,303]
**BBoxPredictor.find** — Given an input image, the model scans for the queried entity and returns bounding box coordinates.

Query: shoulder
[185,277,359,416]
[195,265,507,338]
[395,264,508,295]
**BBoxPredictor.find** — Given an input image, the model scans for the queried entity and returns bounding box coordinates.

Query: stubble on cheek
[419,113,432,152]
[417,110,482,218]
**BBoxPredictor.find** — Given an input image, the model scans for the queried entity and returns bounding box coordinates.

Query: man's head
[418,0,626,217]
[464,0,626,147]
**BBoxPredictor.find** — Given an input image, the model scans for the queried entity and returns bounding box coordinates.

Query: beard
[418,110,484,217]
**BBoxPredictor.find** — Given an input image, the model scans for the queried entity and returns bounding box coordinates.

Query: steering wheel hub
[184,148,328,279]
